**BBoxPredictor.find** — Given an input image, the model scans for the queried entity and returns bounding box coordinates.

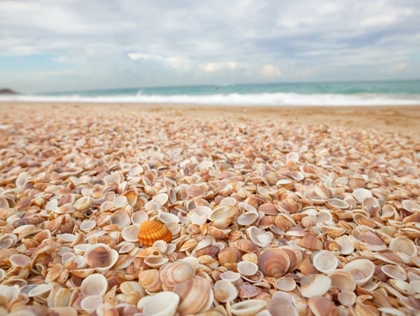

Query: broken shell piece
[230,299,267,316]
[137,291,180,316]
[342,259,375,286]
[214,280,238,303]
[313,251,338,274]
[81,273,108,296]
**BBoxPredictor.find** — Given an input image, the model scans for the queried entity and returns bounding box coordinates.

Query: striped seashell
[137,220,172,246]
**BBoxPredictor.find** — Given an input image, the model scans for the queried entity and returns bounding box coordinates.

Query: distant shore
[1,101,420,136]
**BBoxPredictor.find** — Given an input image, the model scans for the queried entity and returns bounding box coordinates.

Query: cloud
[260,64,282,78]
[0,0,419,91]
[392,62,408,71]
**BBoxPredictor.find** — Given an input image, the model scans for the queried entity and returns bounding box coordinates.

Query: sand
[1,102,420,136]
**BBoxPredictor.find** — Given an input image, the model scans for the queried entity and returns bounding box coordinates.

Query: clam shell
[389,236,417,256]
[214,280,238,303]
[81,273,108,296]
[230,299,267,316]
[381,264,407,281]
[328,270,356,291]
[160,260,196,288]
[137,291,179,316]
[237,261,258,276]
[275,277,296,291]
[308,296,339,316]
[80,295,103,314]
[84,243,118,271]
[247,226,273,248]
[173,276,214,315]
[138,269,162,292]
[342,258,375,286]
[137,220,172,246]
[259,248,290,278]
[300,274,331,298]
[312,251,338,274]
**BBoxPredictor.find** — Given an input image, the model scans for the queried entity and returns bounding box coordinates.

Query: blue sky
[0,0,419,92]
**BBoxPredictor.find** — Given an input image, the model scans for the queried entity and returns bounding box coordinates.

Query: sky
[0,0,419,93]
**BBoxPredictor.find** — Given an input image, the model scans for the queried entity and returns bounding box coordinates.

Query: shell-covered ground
[0,103,420,316]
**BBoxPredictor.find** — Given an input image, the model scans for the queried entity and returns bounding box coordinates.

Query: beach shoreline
[1,101,420,136]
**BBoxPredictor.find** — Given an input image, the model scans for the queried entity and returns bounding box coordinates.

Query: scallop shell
[137,220,172,246]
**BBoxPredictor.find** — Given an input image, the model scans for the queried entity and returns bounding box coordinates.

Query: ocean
[2,80,420,106]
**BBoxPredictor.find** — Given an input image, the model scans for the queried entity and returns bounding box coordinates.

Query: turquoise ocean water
[2,80,420,106]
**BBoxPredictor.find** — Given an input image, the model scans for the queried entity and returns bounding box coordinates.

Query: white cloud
[200,62,238,73]
[260,64,282,78]
[392,62,408,71]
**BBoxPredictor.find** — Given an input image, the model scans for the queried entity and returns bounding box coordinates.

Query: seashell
[241,252,257,266]
[153,193,169,206]
[381,264,407,281]
[353,230,387,251]
[328,269,356,291]
[238,284,262,299]
[10,254,32,267]
[402,199,420,213]
[144,255,169,268]
[131,211,148,225]
[138,269,162,292]
[137,291,180,316]
[191,206,212,226]
[137,220,172,246]
[353,188,372,203]
[121,225,140,242]
[214,279,238,303]
[266,298,298,316]
[218,247,241,266]
[208,206,236,229]
[335,235,354,255]
[187,184,205,197]
[220,271,241,282]
[300,274,332,298]
[196,245,220,257]
[312,251,338,274]
[259,203,278,215]
[275,277,296,291]
[338,290,356,307]
[342,258,375,286]
[300,233,323,251]
[54,288,72,308]
[157,211,180,224]
[160,260,196,288]
[389,236,417,256]
[259,248,290,278]
[246,226,273,248]
[207,226,229,240]
[110,210,131,227]
[308,296,339,316]
[28,283,52,297]
[237,212,259,226]
[326,198,350,210]
[301,216,317,229]
[0,234,18,250]
[235,239,259,253]
[81,273,108,296]
[120,281,146,297]
[275,213,296,231]
[237,261,258,276]
[179,239,199,252]
[84,243,119,271]
[230,299,267,316]
[80,295,103,314]
[173,276,214,315]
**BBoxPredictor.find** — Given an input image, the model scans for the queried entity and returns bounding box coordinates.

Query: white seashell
[336,235,354,255]
[214,280,238,303]
[230,299,267,316]
[28,283,52,297]
[131,211,148,224]
[120,281,146,296]
[100,201,114,212]
[381,265,407,281]
[316,210,332,223]
[342,259,375,286]
[81,273,108,296]
[300,274,331,298]
[353,188,372,203]
[80,220,96,232]
[220,271,241,283]
[73,244,90,256]
[137,291,180,316]
[191,206,212,226]
[153,193,169,206]
[10,254,32,267]
[237,212,259,226]
[50,307,78,316]
[220,197,237,206]
[378,307,407,316]
[80,295,103,314]
[328,270,356,292]
[237,261,258,276]
[389,236,417,256]
[157,211,179,224]
[145,201,161,211]
[313,251,338,274]
[84,243,119,271]
[402,200,420,213]
[110,210,131,227]
[275,277,296,291]
[338,290,356,306]
[122,225,140,242]
[144,255,169,268]
[57,233,76,243]
[246,226,273,247]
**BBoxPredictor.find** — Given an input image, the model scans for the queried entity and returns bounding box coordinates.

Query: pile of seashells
[0,106,420,316]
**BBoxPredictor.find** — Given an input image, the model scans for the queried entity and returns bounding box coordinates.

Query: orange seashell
[137,220,172,246]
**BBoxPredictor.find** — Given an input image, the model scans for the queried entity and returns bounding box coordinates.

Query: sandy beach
[1,101,420,315]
